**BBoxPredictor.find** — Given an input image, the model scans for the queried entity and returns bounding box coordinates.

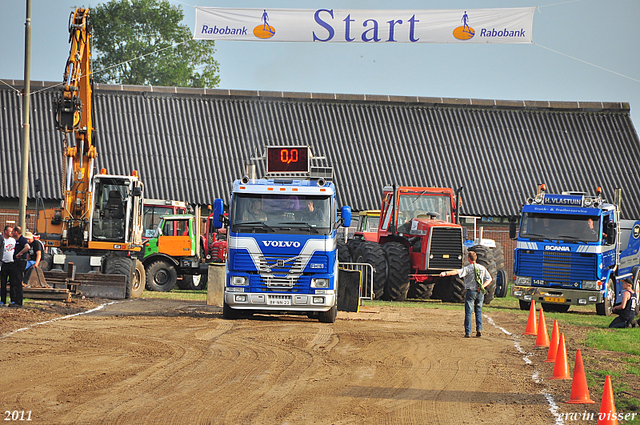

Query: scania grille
[427,227,463,270]
[518,251,597,283]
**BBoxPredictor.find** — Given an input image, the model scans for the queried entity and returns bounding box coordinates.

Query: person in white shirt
[1,225,16,306]
[439,251,492,338]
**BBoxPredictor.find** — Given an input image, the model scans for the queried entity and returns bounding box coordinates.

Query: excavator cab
[90,175,144,245]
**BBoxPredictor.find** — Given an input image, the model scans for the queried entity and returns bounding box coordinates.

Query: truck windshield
[520,213,601,243]
[231,194,331,235]
[397,194,452,225]
[143,205,174,238]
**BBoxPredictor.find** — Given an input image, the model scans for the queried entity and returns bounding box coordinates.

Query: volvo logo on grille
[277,259,285,267]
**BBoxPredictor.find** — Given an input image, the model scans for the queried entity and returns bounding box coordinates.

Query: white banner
[194,7,534,44]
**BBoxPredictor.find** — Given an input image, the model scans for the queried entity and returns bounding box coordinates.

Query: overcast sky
[2,0,639,130]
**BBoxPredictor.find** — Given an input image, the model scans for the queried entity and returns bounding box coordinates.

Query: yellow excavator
[36,8,145,298]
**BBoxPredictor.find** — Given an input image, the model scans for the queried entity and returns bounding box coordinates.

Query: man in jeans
[439,251,492,338]
[1,225,16,307]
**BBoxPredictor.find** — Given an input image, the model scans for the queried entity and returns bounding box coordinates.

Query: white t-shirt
[457,263,491,291]
[2,237,16,263]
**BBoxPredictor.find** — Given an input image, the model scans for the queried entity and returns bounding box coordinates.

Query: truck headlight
[311,278,329,288]
[231,276,248,286]
[515,276,531,286]
[582,280,598,290]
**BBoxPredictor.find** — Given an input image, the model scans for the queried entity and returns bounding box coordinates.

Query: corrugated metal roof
[1,80,639,218]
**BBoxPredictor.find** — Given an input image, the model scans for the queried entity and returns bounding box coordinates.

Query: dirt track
[1,299,575,424]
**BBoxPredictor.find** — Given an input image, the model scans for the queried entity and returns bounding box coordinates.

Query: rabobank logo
[253,9,276,39]
[453,11,475,40]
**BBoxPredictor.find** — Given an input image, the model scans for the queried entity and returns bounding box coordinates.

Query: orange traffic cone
[523,300,538,335]
[566,349,595,404]
[597,375,618,425]
[550,333,571,380]
[544,320,560,363]
[535,307,550,347]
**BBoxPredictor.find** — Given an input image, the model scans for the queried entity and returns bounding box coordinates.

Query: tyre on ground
[337,239,351,263]
[146,260,177,292]
[382,242,410,301]
[105,256,136,299]
[318,304,337,323]
[354,241,387,300]
[346,238,363,262]
[130,259,145,298]
[178,273,208,290]
[596,278,615,316]
[468,245,497,305]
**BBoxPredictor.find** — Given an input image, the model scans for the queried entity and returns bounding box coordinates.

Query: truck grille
[254,275,306,292]
[518,251,597,283]
[427,227,463,270]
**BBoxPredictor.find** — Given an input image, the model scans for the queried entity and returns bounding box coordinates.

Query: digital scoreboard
[266,146,310,174]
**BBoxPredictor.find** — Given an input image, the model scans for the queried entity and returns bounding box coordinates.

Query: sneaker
[476,331,482,337]
[8,303,22,308]
[464,334,470,338]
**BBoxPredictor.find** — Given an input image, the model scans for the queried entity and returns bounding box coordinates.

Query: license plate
[269,299,291,306]
[544,296,565,303]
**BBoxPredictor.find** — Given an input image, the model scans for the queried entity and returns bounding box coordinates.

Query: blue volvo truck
[212,146,351,323]
[510,186,640,315]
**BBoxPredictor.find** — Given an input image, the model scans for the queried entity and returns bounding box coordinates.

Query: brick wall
[0,209,38,233]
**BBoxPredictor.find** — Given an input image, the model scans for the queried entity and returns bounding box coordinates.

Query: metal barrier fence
[339,262,374,305]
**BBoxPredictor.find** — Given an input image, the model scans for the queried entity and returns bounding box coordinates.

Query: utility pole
[19,0,32,230]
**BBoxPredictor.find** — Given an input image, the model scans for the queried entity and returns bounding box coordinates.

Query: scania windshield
[519,213,601,243]
[231,194,331,235]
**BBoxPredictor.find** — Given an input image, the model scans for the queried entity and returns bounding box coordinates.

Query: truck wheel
[354,241,387,300]
[519,300,531,311]
[337,239,351,263]
[130,259,145,298]
[318,304,337,323]
[179,274,208,290]
[105,256,136,299]
[223,301,241,319]
[146,261,177,292]
[382,242,410,301]
[596,279,615,316]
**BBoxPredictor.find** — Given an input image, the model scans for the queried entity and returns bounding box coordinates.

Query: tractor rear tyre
[435,276,466,303]
[337,239,351,263]
[382,242,410,301]
[347,238,363,261]
[468,245,497,304]
[146,261,177,292]
[409,282,435,299]
[354,241,387,300]
[105,256,136,299]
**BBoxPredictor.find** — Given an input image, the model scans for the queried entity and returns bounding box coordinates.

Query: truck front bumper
[511,286,604,306]
[225,290,336,312]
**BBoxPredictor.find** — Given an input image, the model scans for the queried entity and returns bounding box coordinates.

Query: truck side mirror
[509,218,517,240]
[607,222,616,245]
[213,198,224,229]
[340,206,351,227]
[341,206,352,228]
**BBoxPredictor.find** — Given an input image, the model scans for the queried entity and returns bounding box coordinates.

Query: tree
[91,0,220,88]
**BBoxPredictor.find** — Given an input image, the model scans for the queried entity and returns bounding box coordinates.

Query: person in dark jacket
[609,279,638,328]
[9,226,29,307]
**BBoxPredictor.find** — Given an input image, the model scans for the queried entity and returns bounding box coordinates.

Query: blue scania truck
[510,186,640,315]
[212,146,351,323]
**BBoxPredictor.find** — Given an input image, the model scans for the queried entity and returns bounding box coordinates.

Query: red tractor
[343,185,498,303]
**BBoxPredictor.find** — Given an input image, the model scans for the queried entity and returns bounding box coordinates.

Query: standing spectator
[609,279,638,328]
[1,225,16,307]
[10,226,30,307]
[439,251,493,338]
